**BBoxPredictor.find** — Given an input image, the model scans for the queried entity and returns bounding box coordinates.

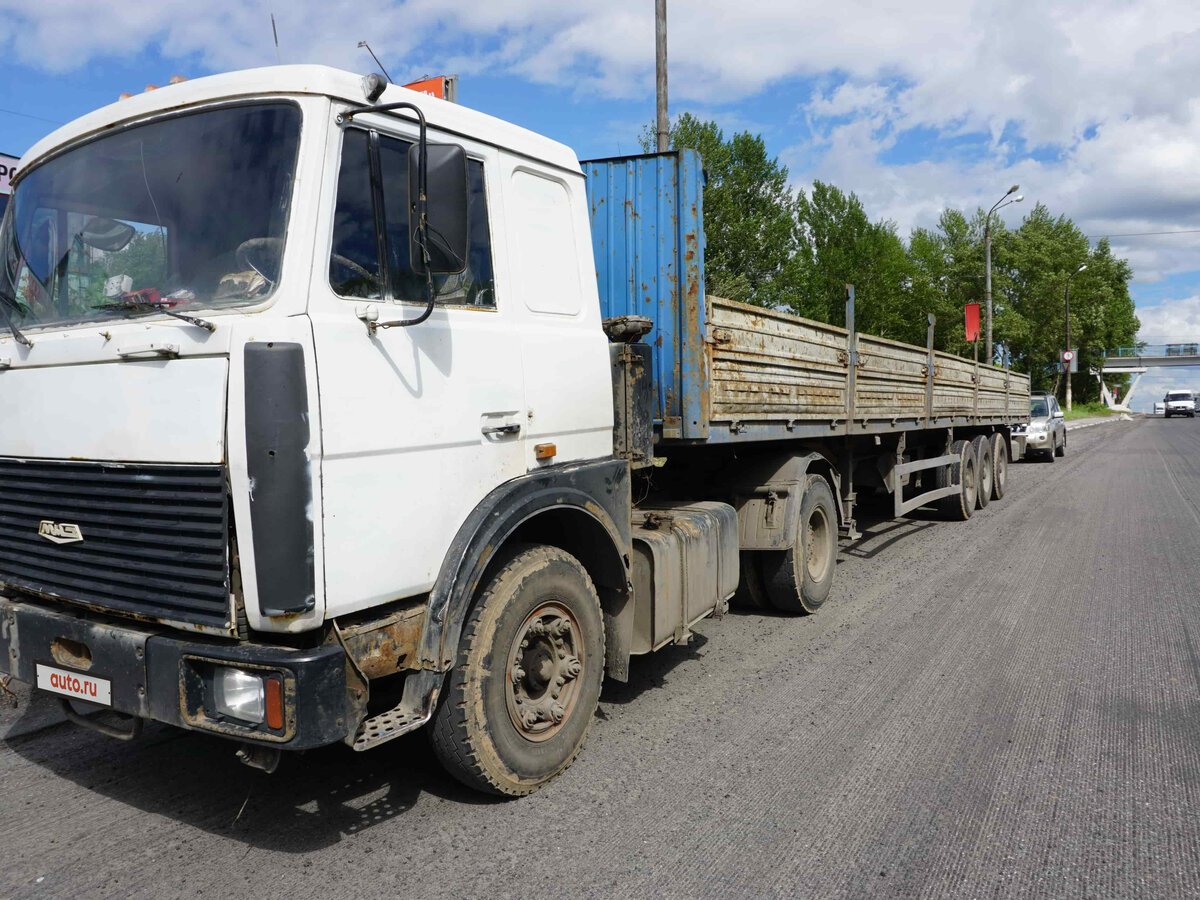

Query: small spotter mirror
[80,217,136,252]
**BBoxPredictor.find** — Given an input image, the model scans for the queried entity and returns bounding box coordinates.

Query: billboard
[0,153,17,196]
[402,75,458,103]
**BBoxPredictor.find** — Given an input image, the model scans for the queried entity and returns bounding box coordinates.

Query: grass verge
[1063,401,1115,421]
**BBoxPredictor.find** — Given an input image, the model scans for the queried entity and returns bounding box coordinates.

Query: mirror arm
[338,101,437,330]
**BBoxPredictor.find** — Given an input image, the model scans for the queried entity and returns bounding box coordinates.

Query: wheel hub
[506,603,584,742]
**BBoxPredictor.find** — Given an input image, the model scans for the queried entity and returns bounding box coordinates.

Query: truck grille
[0,459,232,633]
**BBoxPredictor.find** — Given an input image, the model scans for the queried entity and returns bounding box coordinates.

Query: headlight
[214,667,265,724]
[1028,423,1047,433]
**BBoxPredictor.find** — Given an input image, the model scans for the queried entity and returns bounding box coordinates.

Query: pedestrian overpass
[1098,343,1200,410]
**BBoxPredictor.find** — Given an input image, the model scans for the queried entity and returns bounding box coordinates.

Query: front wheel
[429,545,605,797]
[1055,433,1066,457]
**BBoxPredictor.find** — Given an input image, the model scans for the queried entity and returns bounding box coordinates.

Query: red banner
[964,303,981,342]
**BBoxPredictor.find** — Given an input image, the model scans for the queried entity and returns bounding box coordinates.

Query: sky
[0,0,1197,410]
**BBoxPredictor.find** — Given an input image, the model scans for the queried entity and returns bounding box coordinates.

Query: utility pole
[1064,262,1087,412]
[984,185,1022,366]
[656,0,668,152]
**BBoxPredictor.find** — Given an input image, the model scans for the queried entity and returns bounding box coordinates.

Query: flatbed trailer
[586,150,1030,531]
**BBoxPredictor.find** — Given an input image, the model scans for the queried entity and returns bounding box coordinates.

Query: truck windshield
[1166,392,1193,401]
[0,102,300,332]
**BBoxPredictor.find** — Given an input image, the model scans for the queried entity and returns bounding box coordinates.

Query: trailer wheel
[429,545,604,797]
[971,436,992,509]
[732,551,771,610]
[989,433,1008,501]
[761,475,837,614]
[937,439,977,520]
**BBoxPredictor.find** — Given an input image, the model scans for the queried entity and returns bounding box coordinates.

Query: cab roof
[18,64,582,181]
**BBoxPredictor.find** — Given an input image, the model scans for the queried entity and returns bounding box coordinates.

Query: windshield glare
[0,102,301,331]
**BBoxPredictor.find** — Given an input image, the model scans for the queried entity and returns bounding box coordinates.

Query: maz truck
[0,67,1030,796]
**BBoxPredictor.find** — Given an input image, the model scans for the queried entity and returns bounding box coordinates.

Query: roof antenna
[270,13,282,64]
[357,41,393,83]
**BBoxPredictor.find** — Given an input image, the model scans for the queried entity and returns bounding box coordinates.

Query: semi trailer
[0,66,1030,796]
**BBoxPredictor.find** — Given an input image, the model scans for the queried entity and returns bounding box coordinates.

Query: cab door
[309,114,525,618]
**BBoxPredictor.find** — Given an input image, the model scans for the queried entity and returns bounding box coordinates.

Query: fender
[418,457,632,671]
[729,450,843,550]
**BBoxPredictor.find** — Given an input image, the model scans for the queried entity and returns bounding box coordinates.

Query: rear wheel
[937,439,977,520]
[761,475,838,614]
[989,433,1009,501]
[429,545,604,797]
[971,436,993,509]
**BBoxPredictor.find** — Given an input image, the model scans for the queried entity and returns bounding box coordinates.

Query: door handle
[482,422,521,436]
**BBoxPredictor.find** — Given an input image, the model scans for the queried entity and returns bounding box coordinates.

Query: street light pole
[1064,262,1087,412]
[985,185,1022,366]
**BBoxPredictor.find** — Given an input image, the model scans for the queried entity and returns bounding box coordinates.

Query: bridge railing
[1105,343,1200,358]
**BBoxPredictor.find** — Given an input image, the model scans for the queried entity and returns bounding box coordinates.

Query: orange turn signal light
[534,442,557,461]
[265,676,284,731]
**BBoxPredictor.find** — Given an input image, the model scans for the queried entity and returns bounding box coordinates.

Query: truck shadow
[843,496,941,560]
[4,715,495,853]
[3,635,712,853]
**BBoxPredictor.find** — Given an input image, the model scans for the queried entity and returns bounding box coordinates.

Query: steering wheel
[235,237,284,284]
[330,253,377,284]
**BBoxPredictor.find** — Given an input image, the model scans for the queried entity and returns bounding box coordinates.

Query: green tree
[793,181,914,340]
[641,114,806,307]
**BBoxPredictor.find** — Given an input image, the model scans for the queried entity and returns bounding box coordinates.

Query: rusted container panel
[584,150,708,439]
[856,335,928,420]
[708,297,849,421]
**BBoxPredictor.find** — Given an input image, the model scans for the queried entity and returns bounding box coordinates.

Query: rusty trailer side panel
[708,298,848,422]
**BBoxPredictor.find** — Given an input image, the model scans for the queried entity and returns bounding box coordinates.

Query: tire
[429,544,604,797]
[732,551,771,610]
[761,474,838,614]
[937,439,977,520]
[1055,432,1066,457]
[971,435,992,509]
[989,433,1008,501]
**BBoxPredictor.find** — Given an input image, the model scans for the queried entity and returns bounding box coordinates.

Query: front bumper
[0,596,353,750]
[1024,430,1052,450]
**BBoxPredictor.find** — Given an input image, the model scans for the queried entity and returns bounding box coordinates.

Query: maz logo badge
[38,520,84,544]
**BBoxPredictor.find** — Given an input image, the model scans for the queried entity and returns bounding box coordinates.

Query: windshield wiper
[0,288,32,348]
[93,300,216,333]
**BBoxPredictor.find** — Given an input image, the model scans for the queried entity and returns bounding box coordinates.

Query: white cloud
[2,0,1199,307]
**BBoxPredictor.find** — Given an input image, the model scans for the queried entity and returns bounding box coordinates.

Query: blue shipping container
[583,150,709,441]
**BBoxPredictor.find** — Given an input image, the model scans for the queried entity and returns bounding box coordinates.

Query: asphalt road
[3,416,1199,899]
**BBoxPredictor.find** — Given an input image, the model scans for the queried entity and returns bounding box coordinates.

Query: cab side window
[329,129,495,307]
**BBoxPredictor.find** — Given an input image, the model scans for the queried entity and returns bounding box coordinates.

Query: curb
[1066,415,1132,432]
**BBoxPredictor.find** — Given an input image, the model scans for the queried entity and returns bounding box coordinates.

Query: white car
[1154,401,1166,416]
[1163,391,1196,418]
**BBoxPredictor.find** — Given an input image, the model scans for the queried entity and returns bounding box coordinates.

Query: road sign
[964,303,980,342]
[1062,350,1075,362]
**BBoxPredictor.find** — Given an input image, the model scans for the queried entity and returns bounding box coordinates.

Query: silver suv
[1015,392,1066,461]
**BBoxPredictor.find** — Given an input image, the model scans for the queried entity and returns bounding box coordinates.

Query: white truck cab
[0,67,629,791]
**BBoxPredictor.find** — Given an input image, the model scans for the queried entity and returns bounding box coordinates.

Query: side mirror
[408,143,468,276]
